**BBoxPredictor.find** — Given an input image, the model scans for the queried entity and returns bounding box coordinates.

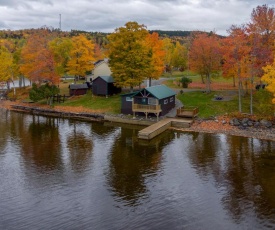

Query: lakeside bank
[1,100,275,141]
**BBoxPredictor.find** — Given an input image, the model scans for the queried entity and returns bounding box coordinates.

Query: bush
[29,83,60,103]
[180,76,192,88]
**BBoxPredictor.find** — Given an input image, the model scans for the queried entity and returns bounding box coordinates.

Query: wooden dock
[138,118,193,140]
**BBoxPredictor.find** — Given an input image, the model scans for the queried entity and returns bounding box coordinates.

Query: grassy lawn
[177,90,274,118]
[60,93,121,114]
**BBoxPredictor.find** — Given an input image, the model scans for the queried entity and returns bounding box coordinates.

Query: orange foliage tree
[247,4,275,77]
[189,33,222,92]
[145,32,165,86]
[20,29,60,85]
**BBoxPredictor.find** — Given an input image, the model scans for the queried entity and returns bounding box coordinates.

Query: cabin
[121,85,176,119]
[92,76,121,96]
[86,58,112,82]
[69,84,89,96]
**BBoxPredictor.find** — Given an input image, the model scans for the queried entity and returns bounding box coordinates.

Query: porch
[132,103,162,120]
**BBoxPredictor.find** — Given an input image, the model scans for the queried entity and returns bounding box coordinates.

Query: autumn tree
[107,21,151,91]
[0,45,13,85]
[247,4,275,77]
[189,33,222,92]
[66,34,95,82]
[49,37,73,77]
[145,32,165,86]
[171,41,188,71]
[20,28,60,85]
[162,38,174,73]
[221,25,251,112]
[262,61,275,104]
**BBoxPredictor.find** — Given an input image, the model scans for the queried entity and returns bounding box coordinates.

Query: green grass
[60,93,121,114]
[177,90,274,118]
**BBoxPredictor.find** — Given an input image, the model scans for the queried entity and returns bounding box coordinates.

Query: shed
[92,76,121,96]
[121,85,176,119]
[69,84,89,96]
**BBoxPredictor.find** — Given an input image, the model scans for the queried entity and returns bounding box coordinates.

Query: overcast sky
[0,0,273,35]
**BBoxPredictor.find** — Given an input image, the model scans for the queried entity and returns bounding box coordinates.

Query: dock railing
[177,106,199,119]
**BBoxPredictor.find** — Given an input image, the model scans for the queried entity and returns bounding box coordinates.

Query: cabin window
[126,97,133,102]
[170,97,174,102]
[164,99,168,104]
[148,98,158,105]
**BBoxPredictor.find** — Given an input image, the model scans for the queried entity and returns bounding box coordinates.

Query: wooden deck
[138,118,193,140]
[132,103,162,119]
[176,106,199,119]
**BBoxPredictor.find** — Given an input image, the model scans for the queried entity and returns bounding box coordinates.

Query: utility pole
[59,14,61,31]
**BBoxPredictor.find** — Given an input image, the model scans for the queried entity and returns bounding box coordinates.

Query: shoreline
[1,100,275,141]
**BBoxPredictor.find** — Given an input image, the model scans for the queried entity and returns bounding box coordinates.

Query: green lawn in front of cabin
[177,90,274,118]
[60,93,121,114]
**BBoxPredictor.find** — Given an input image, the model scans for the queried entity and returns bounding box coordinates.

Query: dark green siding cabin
[121,85,176,119]
[120,92,137,115]
[69,84,89,96]
[92,76,121,96]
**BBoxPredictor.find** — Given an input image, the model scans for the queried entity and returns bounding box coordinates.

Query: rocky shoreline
[1,100,275,141]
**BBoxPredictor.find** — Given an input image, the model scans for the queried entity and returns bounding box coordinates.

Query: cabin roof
[133,85,176,99]
[69,84,88,89]
[95,76,114,83]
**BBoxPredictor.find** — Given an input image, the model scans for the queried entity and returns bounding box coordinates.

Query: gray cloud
[0,0,272,35]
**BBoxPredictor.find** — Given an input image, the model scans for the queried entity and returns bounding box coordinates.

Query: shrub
[29,83,60,104]
[180,76,192,88]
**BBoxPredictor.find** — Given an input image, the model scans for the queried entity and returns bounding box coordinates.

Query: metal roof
[69,84,88,89]
[97,76,114,83]
[144,85,176,99]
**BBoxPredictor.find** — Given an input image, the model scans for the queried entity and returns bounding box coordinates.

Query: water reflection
[107,128,174,206]
[21,116,62,171]
[67,122,93,173]
[1,110,275,229]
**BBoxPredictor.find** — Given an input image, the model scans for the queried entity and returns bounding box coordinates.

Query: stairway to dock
[138,118,193,140]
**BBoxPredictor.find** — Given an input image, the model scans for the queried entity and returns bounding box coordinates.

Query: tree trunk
[149,78,152,87]
[205,74,211,93]
[232,76,236,87]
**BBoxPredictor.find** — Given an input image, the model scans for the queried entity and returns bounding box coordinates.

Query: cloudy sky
[0,0,273,35]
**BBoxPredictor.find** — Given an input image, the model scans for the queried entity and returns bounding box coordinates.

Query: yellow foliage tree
[262,61,275,104]
[107,21,150,90]
[0,45,13,83]
[67,34,95,80]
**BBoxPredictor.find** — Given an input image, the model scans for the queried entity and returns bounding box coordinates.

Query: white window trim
[164,99,168,104]
[170,97,174,102]
[126,97,133,102]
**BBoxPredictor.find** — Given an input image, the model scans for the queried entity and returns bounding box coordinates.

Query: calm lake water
[0,108,275,230]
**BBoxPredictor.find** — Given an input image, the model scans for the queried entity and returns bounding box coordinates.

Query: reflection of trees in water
[185,132,275,224]
[0,109,11,154]
[91,122,117,137]
[187,132,221,178]
[107,128,174,206]
[220,136,275,224]
[67,123,93,173]
[21,116,62,172]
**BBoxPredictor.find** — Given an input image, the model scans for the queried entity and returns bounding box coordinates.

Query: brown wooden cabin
[121,85,176,119]
[69,84,89,96]
[92,76,121,96]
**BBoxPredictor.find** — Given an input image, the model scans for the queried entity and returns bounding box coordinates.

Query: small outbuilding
[69,84,89,96]
[92,76,121,96]
[121,85,176,119]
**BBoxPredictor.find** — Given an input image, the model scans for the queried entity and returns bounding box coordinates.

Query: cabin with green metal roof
[92,76,121,96]
[121,85,176,119]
